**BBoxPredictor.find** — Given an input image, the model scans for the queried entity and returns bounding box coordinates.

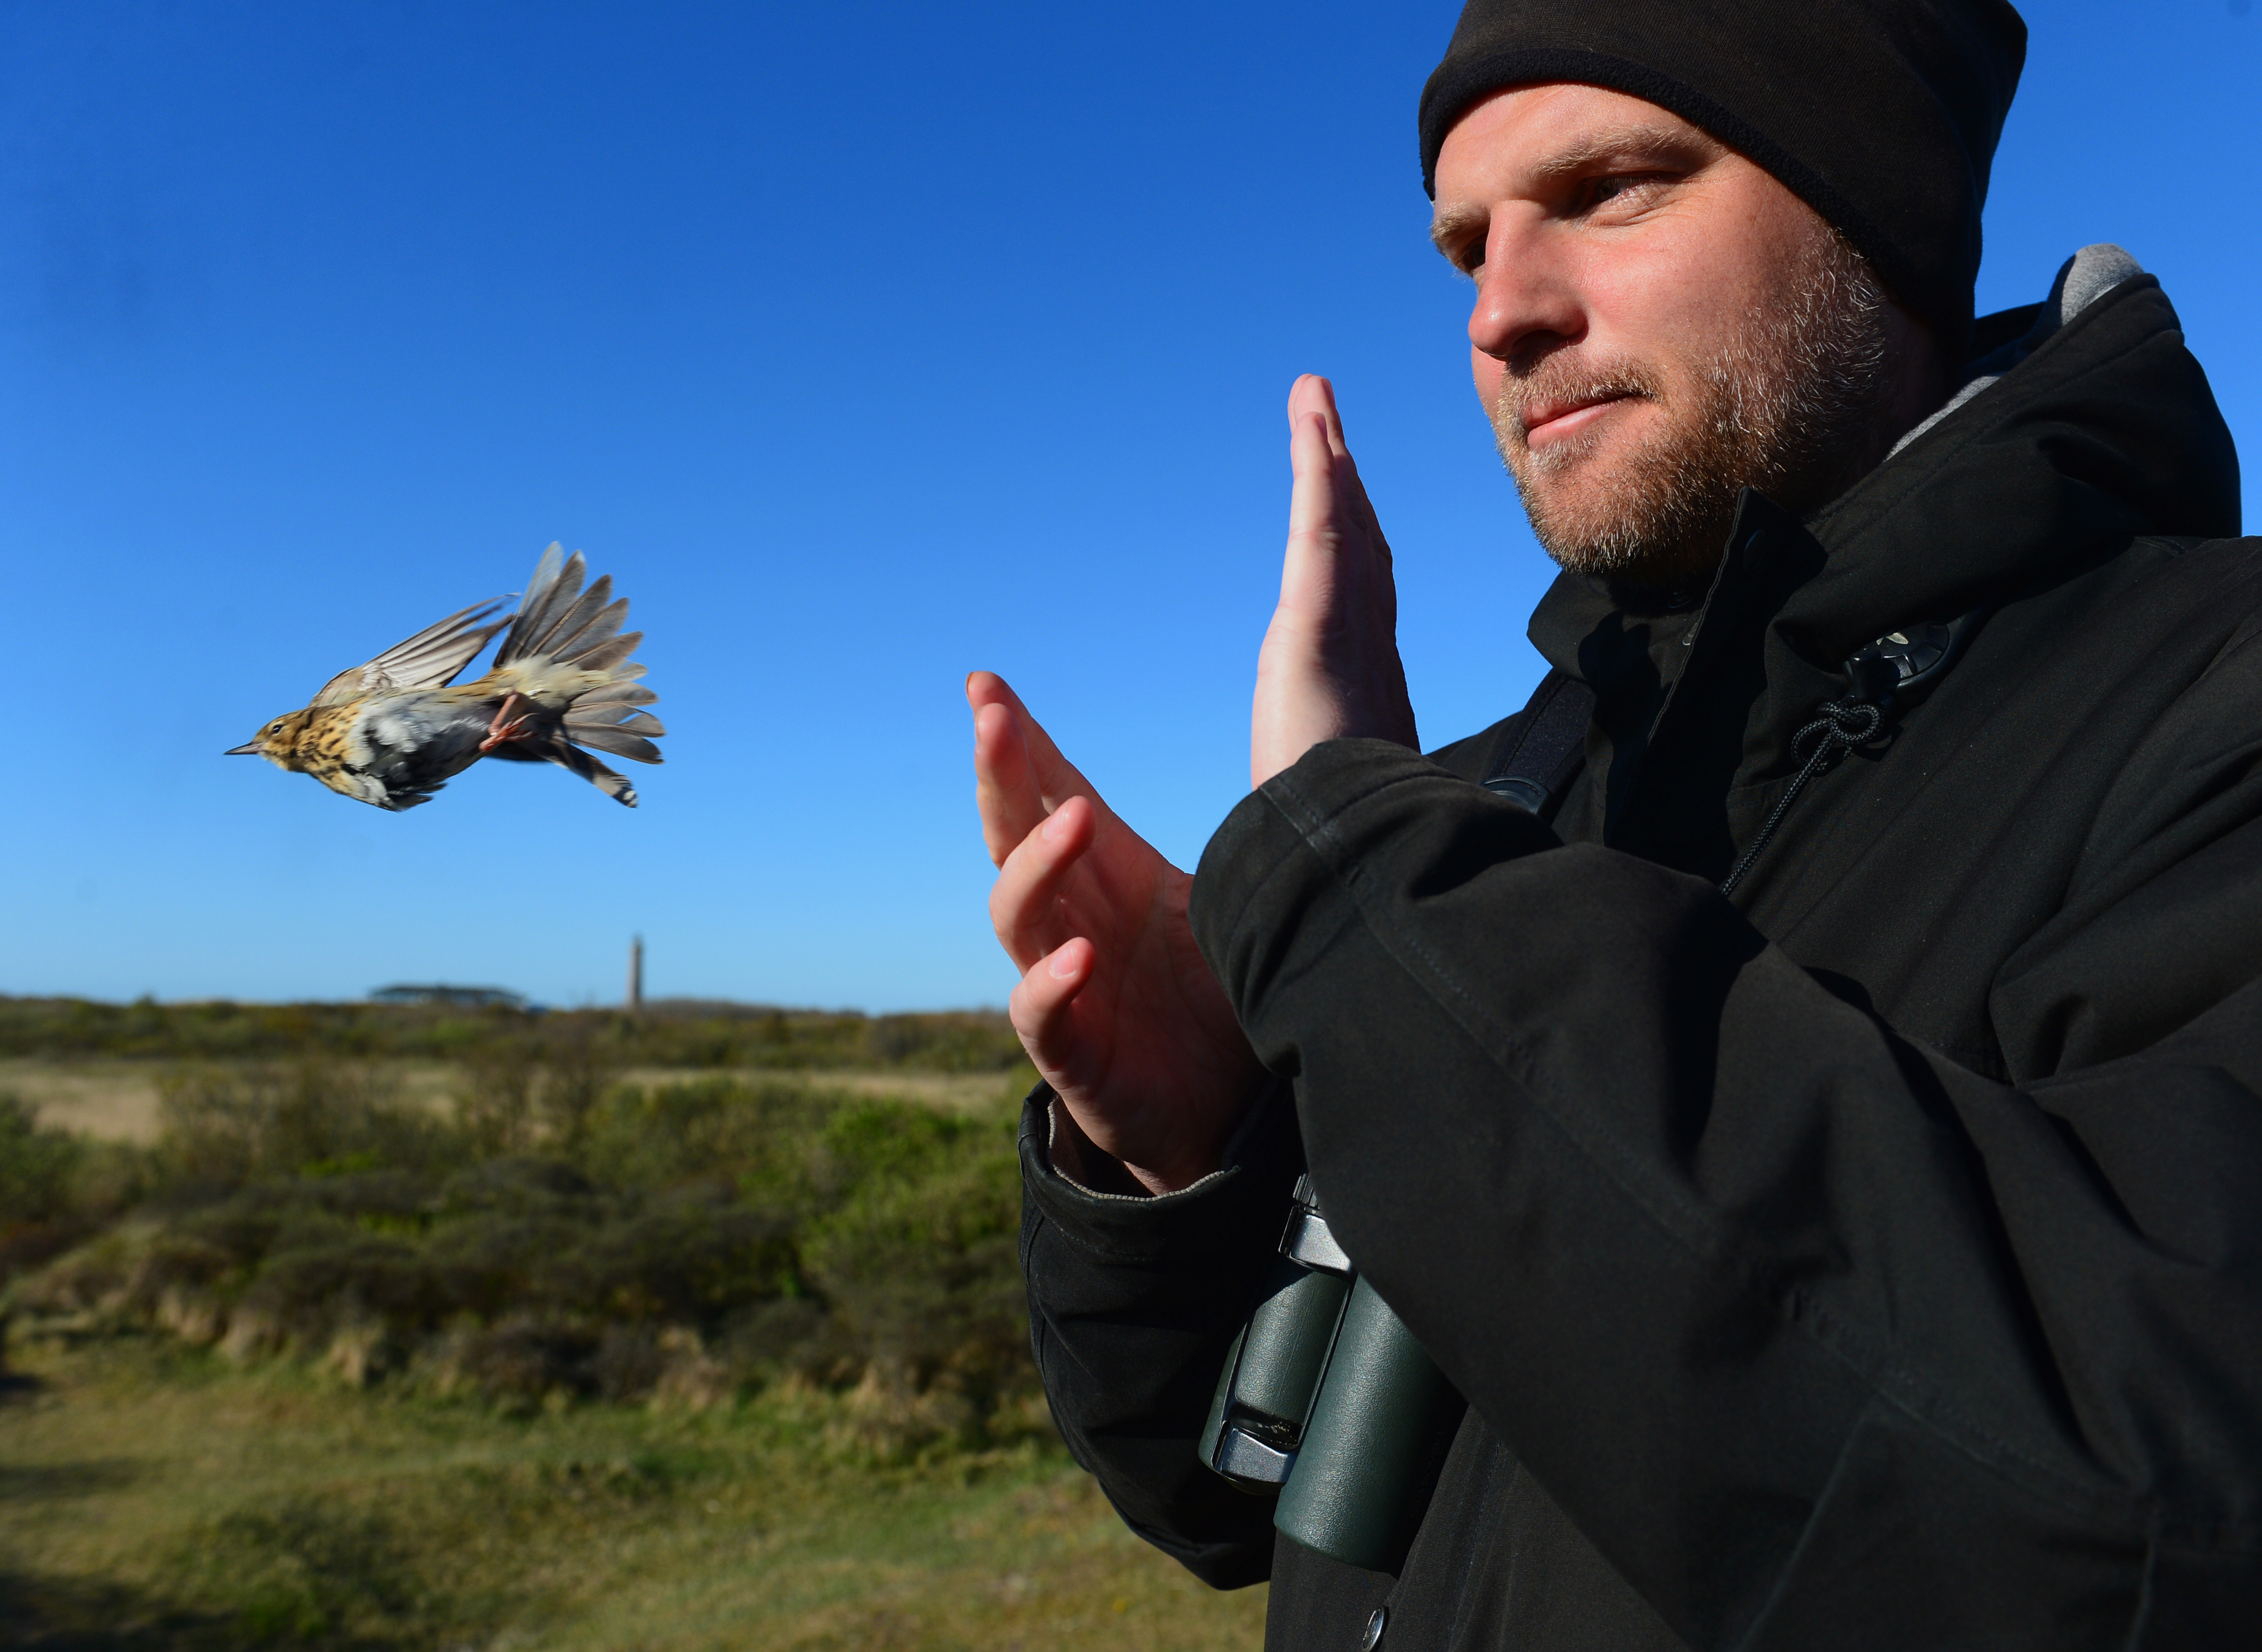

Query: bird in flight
[228,543,663,810]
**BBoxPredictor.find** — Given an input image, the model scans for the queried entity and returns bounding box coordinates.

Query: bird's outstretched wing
[311,597,513,707]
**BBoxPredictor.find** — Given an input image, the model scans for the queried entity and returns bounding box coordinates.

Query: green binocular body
[1198,1174,1466,1574]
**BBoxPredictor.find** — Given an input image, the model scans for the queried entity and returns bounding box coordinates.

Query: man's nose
[1468,231,1583,367]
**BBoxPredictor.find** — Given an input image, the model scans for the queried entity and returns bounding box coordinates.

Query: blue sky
[4,1,2256,1011]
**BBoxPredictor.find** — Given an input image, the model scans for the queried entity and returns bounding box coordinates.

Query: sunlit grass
[0,1332,1267,1650]
[0,1029,1268,1647]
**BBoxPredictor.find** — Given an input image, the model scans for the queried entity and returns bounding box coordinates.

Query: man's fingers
[967,670,1102,816]
[1284,377,1389,567]
[1284,376,1366,542]
[1288,372,1345,449]
[1008,936,1095,1076]
[1290,372,1359,462]
[967,668,1027,723]
[1285,407,1347,554]
[972,698,1045,867]
[989,794,1098,969]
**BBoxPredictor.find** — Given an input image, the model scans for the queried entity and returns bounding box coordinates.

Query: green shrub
[157,1062,451,1186]
[0,994,1026,1072]
[804,1114,1024,1388]
[0,1094,85,1227]
[9,1069,1037,1439]
[574,1075,830,1192]
[0,1093,126,1282]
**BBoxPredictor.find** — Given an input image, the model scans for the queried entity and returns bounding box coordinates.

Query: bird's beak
[224,742,263,755]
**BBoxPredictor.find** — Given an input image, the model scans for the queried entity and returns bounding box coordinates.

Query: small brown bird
[227,543,664,810]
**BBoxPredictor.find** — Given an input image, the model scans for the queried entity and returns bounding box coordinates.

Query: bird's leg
[480,691,536,752]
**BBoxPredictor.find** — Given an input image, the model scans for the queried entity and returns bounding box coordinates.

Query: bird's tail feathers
[570,681,657,709]
[491,543,661,804]
[564,700,666,765]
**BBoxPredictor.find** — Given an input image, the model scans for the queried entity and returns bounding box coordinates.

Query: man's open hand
[1251,375,1420,787]
[966,379,1405,1189]
[969,672,1265,1193]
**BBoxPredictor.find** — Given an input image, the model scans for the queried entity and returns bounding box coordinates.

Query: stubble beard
[1494,228,1895,590]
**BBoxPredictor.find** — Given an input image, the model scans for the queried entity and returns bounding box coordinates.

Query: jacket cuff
[1018,1077,1302,1266]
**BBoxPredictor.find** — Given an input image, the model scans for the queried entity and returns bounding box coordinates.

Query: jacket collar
[1527,267,2241,830]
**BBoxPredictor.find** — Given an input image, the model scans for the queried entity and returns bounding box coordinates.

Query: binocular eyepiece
[1199,1174,1465,1574]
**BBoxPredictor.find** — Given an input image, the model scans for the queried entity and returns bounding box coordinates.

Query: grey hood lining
[1888,244,2147,460]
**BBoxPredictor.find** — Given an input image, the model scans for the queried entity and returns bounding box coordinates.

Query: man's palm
[970,672,1262,1192]
[1252,375,1419,786]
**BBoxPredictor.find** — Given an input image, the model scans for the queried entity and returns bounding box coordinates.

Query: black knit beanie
[1418,0,2027,354]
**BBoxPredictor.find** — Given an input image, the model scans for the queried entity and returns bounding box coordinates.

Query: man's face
[1432,84,1908,588]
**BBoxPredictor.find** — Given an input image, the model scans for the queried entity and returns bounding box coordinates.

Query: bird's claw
[480,692,534,753]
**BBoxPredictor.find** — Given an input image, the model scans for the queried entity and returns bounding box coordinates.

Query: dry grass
[0,1062,1020,1144]
[613,1069,1012,1117]
[0,1060,172,1143]
[0,1331,1267,1650]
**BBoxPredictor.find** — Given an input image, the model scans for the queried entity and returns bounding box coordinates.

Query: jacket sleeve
[1018,1079,1302,1588]
[1188,736,2262,1649]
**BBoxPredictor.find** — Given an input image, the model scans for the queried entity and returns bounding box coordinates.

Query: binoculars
[1199,1173,1465,1573]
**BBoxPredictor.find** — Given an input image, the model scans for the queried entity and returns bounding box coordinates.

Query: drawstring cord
[1718,697,1886,899]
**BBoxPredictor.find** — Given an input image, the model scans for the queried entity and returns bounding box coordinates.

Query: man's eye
[1588,174,1665,209]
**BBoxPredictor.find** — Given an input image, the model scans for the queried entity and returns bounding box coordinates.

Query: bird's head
[226,709,312,769]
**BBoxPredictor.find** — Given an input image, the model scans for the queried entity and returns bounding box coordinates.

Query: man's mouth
[1520,393,1639,448]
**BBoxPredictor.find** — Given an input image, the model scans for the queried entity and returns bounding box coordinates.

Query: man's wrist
[1043,1079,1281,1200]
[1047,1094,1156,1199]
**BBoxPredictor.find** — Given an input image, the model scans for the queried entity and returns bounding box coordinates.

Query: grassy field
[0,997,1035,1149]
[0,1329,1268,1650]
[0,1000,1271,1649]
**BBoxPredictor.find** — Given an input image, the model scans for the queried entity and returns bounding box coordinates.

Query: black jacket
[1020,265,2261,1649]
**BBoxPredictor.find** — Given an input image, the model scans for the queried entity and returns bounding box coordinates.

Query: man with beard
[969,0,2262,1645]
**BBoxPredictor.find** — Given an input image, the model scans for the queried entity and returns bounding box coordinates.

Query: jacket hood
[1782,250,2240,666]
[1527,250,2242,820]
